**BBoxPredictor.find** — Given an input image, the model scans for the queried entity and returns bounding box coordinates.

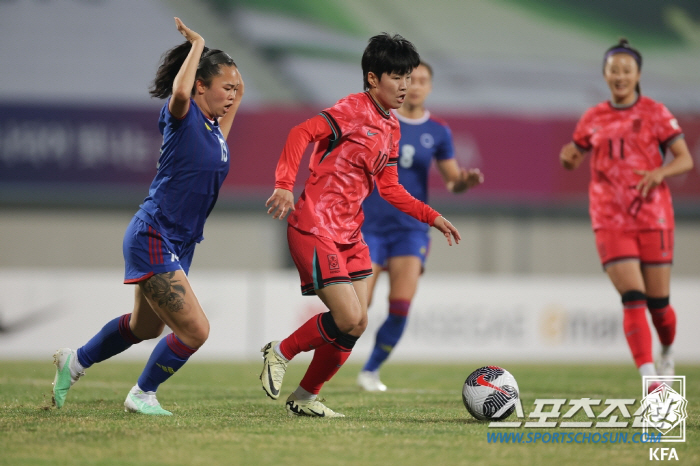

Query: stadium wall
[0,269,698,363]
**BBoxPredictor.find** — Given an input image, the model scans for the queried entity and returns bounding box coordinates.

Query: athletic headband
[603,47,642,70]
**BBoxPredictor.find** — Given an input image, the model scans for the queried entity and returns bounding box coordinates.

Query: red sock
[648,298,676,346]
[278,312,339,361]
[622,292,653,367]
[299,344,351,394]
[299,333,358,394]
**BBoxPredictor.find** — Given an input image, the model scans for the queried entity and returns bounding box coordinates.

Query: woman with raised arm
[52,17,244,415]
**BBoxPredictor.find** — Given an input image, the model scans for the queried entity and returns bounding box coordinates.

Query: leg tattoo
[141,272,187,313]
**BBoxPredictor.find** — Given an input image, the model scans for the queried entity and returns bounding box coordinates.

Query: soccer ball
[462,366,519,421]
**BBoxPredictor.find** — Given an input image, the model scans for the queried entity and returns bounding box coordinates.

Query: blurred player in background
[559,38,692,391]
[262,34,461,417]
[357,62,483,392]
[52,17,244,415]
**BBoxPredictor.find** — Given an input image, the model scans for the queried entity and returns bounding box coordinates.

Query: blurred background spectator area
[0,0,699,276]
[1,0,699,209]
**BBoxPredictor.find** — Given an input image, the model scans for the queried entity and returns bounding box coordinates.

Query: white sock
[293,386,316,401]
[273,343,289,362]
[661,345,673,357]
[70,354,85,375]
[639,362,656,377]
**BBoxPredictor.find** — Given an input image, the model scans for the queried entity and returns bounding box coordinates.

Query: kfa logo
[327,254,339,271]
[632,118,642,133]
[641,376,687,443]
[649,448,678,461]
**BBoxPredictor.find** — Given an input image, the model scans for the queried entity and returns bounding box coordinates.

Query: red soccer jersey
[274,91,440,244]
[572,96,683,231]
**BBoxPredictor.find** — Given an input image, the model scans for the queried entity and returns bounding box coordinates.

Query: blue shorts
[363,229,431,268]
[123,216,195,283]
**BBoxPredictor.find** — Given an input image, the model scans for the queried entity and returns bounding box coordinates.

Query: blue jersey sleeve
[433,122,455,161]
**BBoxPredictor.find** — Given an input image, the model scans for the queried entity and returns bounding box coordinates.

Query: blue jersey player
[52,18,244,414]
[358,62,483,391]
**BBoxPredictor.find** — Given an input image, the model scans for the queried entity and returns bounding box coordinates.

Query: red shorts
[287,225,373,295]
[594,229,674,268]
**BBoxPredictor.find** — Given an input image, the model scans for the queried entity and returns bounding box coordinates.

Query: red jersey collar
[607,94,640,111]
[364,91,391,120]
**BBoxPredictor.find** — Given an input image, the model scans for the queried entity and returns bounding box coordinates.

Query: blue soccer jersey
[136,99,230,245]
[362,110,454,234]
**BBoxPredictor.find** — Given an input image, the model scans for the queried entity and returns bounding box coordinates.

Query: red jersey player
[260,33,460,417]
[560,38,693,392]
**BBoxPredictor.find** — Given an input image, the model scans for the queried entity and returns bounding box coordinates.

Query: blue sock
[363,300,410,372]
[77,314,142,368]
[137,333,197,392]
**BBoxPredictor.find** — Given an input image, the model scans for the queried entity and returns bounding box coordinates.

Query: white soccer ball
[462,366,519,421]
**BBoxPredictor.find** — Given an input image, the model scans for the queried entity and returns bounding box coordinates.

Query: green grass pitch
[1,361,698,466]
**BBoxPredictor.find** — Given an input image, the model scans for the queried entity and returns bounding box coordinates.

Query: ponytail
[149,42,236,99]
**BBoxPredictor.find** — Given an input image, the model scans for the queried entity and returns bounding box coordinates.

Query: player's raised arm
[169,18,205,118]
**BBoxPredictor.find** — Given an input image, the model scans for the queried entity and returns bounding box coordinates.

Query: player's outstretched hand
[433,216,460,246]
[462,168,484,189]
[174,17,203,44]
[448,167,484,193]
[266,188,295,220]
[560,142,584,170]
